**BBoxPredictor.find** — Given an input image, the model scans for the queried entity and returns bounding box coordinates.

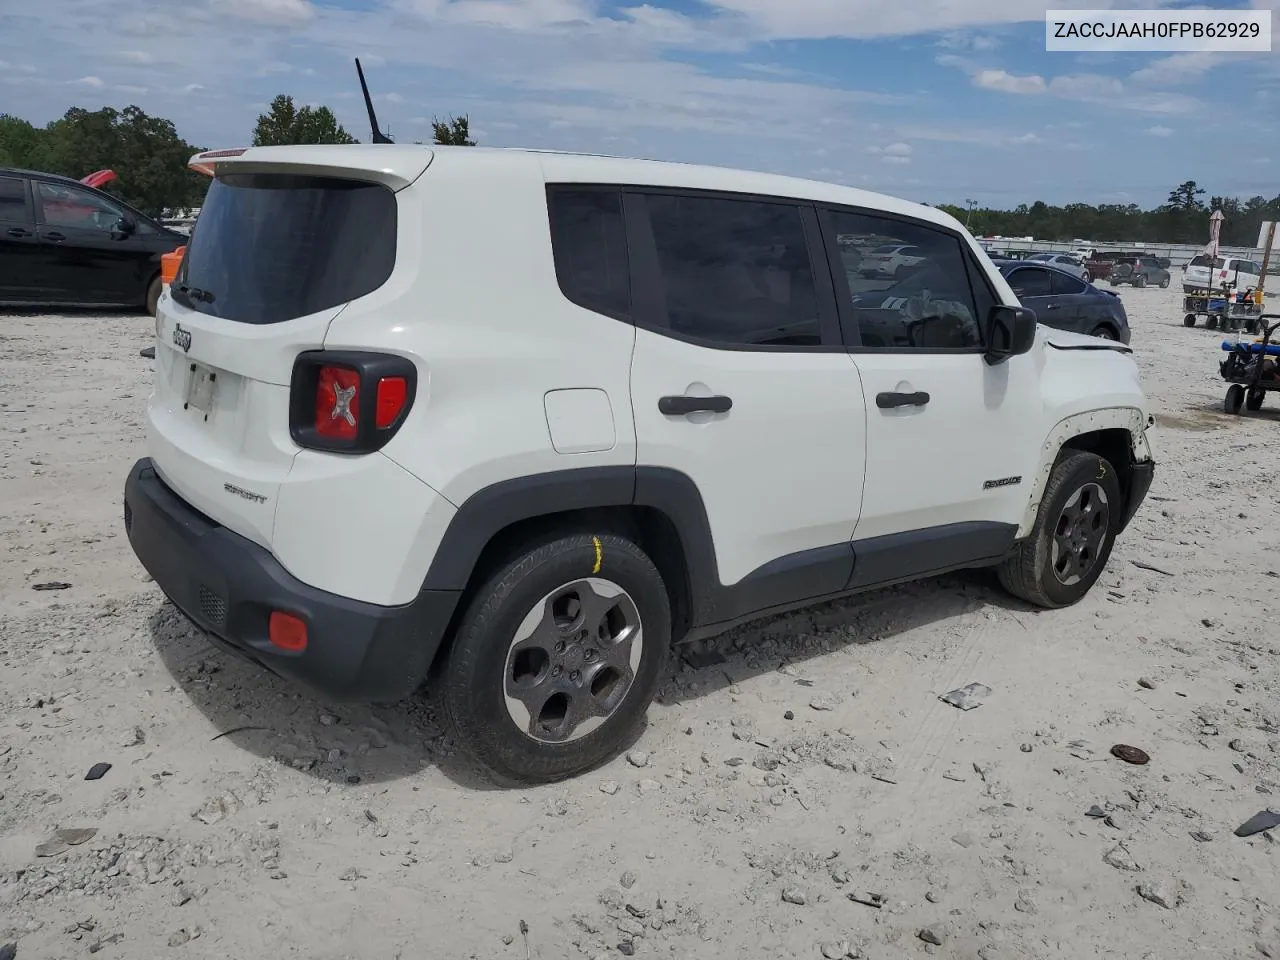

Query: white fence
[982,237,1277,272]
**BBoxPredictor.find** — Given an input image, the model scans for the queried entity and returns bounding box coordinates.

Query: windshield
[870,244,903,253]
[175,172,397,324]
[1027,253,1053,262]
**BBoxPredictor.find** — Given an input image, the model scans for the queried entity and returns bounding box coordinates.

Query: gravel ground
[1,287,1278,960]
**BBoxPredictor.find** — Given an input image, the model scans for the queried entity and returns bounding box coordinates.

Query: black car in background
[993,258,1131,343]
[0,167,187,316]
[1109,256,1172,289]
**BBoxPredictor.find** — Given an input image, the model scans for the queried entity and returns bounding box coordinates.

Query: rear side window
[1190,255,1226,269]
[177,173,396,324]
[1006,266,1052,298]
[547,188,630,319]
[645,193,820,347]
[1051,271,1087,295]
[0,176,31,223]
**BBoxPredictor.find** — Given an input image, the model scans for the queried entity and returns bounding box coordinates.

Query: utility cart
[1184,286,1263,332]
[1220,315,1280,414]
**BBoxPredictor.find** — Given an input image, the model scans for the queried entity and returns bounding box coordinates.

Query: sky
[1,0,1276,208]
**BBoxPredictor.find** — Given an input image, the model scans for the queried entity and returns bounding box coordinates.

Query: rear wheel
[1090,325,1116,340]
[1082,271,1092,283]
[998,450,1121,609]
[1183,313,1197,327]
[1159,277,1170,289]
[1246,388,1265,412]
[145,276,162,317]
[442,531,670,785]
[1135,273,1148,288]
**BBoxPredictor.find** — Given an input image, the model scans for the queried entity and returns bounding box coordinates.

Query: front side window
[37,181,124,232]
[825,208,983,350]
[645,193,820,347]
[1006,266,1053,299]
[547,187,630,320]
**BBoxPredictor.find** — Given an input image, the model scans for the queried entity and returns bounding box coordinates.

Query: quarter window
[645,193,821,347]
[547,188,631,319]
[1051,270,1087,295]
[0,176,31,223]
[824,208,983,349]
[1007,266,1053,299]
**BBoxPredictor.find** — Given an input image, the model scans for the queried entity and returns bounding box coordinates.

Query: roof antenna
[355,58,393,144]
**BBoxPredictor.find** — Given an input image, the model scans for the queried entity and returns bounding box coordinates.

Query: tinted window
[0,176,31,223]
[547,188,630,319]
[1051,271,1087,295]
[36,181,124,232]
[1190,255,1225,269]
[177,173,396,324]
[1006,266,1053,298]
[646,193,820,347]
[826,208,982,350]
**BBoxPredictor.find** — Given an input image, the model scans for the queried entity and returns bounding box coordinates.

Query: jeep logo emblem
[173,323,192,353]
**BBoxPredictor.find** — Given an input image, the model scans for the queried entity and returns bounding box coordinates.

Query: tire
[442,531,671,785]
[997,450,1122,609]
[1135,273,1147,288]
[1246,388,1265,412]
[1082,271,1092,283]
[1108,280,1118,287]
[145,276,162,317]
[1159,277,1170,289]
[1090,325,1116,340]
[1207,316,1219,330]
[1225,384,1245,415]
[1183,313,1197,327]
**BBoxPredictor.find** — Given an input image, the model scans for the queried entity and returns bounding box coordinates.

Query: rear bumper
[124,458,459,702]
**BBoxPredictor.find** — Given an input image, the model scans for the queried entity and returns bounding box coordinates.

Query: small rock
[919,926,945,946]
[84,762,112,781]
[502,935,514,946]
[1105,814,1129,831]
[1085,805,1107,818]
[620,871,637,889]
[1234,810,1280,837]
[617,944,635,957]
[1190,830,1214,843]
[637,779,662,794]
[1137,880,1178,909]
[781,887,807,905]
[821,940,850,959]
[171,886,193,907]
[193,792,241,826]
[599,780,620,796]
[1013,895,1037,915]
[338,867,362,882]
[167,930,190,948]
[810,694,840,712]
[1103,845,1141,872]
[951,832,974,848]
[1138,677,1156,690]
[616,918,645,938]
[1019,743,1032,753]
[626,751,650,769]
[121,727,145,748]
[1229,739,1246,753]
[925,890,941,903]
[784,710,795,720]
[318,713,338,726]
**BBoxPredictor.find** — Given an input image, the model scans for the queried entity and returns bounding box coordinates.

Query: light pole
[965,198,977,229]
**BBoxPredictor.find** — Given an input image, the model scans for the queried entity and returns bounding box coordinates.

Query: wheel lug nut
[555,641,565,653]
[551,665,563,678]
[584,649,596,661]
[570,670,581,682]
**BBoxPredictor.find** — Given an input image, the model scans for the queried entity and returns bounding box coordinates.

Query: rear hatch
[148,147,429,549]
[1184,254,1223,289]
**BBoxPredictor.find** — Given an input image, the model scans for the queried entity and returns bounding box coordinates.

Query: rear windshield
[1189,255,1225,268]
[175,173,396,324]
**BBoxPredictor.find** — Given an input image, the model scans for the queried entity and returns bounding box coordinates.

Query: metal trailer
[1220,316,1280,414]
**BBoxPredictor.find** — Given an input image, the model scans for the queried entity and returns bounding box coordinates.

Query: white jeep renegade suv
[123,144,1155,784]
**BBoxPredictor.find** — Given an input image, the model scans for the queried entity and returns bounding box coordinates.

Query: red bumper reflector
[268,611,308,652]
[375,376,408,428]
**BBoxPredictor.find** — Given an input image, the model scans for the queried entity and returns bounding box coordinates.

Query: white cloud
[74,76,105,88]
[115,85,149,95]
[116,50,155,64]
[1130,51,1221,86]
[1145,124,1174,137]
[211,0,314,25]
[948,58,1201,114]
[973,68,1045,94]
[1008,132,1044,145]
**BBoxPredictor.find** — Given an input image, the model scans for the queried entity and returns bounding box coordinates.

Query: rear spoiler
[188,148,249,177]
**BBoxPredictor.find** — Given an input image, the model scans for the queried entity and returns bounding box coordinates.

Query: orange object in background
[161,246,186,286]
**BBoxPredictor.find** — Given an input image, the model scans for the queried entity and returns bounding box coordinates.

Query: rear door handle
[876,391,930,409]
[45,231,66,242]
[6,227,32,238]
[658,395,733,415]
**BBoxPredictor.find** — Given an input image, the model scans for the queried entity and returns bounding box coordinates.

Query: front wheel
[442,531,670,785]
[1082,271,1092,283]
[1159,277,1170,289]
[1090,325,1116,340]
[1135,273,1148,288]
[1246,388,1265,412]
[145,276,162,317]
[1225,384,1245,415]
[1183,313,1197,327]
[997,450,1122,608]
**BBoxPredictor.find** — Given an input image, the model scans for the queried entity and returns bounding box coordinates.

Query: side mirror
[113,216,137,238]
[984,304,1037,365]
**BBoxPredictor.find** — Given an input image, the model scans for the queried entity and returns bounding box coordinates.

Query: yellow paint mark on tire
[591,536,603,574]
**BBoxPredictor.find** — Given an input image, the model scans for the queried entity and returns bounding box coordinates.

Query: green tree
[252,95,357,146]
[432,114,476,146]
[0,114,49,168]
[1167,180,1206,211]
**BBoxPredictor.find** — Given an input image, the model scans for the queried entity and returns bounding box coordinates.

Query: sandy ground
[1,287,1278,960]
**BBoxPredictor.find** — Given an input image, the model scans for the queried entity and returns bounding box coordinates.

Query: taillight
[289,350,417,454]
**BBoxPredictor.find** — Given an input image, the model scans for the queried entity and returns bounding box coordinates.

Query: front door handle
[6,227,32,238]
[658,395,733,416]
[876,391,930,409]
[45,231,66,242]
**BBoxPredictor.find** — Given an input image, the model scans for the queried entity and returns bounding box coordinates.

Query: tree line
[935,181,1278,249]
[2,101,1275,249]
